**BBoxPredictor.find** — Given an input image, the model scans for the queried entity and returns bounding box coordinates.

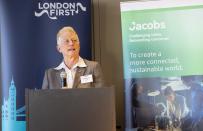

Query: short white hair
[56,26,79,45]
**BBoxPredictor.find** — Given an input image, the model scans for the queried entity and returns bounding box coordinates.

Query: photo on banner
[120,0,203,130]
[0,0,91,131]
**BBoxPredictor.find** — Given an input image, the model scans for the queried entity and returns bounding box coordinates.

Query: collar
[54,57,87,70]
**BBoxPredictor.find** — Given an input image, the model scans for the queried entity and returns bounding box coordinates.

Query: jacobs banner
[120,0,203,131]
[0,0,91,131]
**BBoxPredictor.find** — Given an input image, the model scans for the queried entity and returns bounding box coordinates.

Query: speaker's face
[57,30,80,59]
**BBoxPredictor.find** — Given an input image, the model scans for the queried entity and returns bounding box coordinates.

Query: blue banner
[0,0,91,130]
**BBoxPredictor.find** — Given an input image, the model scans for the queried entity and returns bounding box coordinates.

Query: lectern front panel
[26,87,116,131]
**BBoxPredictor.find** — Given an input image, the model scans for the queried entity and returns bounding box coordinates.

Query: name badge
[80,74,93,84]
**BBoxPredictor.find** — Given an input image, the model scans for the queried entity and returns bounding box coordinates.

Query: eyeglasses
[58,37,78,45]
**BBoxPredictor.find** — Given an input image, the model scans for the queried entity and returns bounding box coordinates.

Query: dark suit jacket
[42,59,105,89]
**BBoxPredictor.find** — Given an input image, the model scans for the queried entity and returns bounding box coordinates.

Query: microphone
[60,71,67,89]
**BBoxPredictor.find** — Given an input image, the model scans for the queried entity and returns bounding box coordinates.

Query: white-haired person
[42,26,105,89]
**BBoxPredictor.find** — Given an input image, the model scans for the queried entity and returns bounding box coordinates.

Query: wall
[92,0,125,130]
[0,23,2,130]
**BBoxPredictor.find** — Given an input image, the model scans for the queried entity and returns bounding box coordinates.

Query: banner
[0,0,91,131]
[120,0,203,130]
